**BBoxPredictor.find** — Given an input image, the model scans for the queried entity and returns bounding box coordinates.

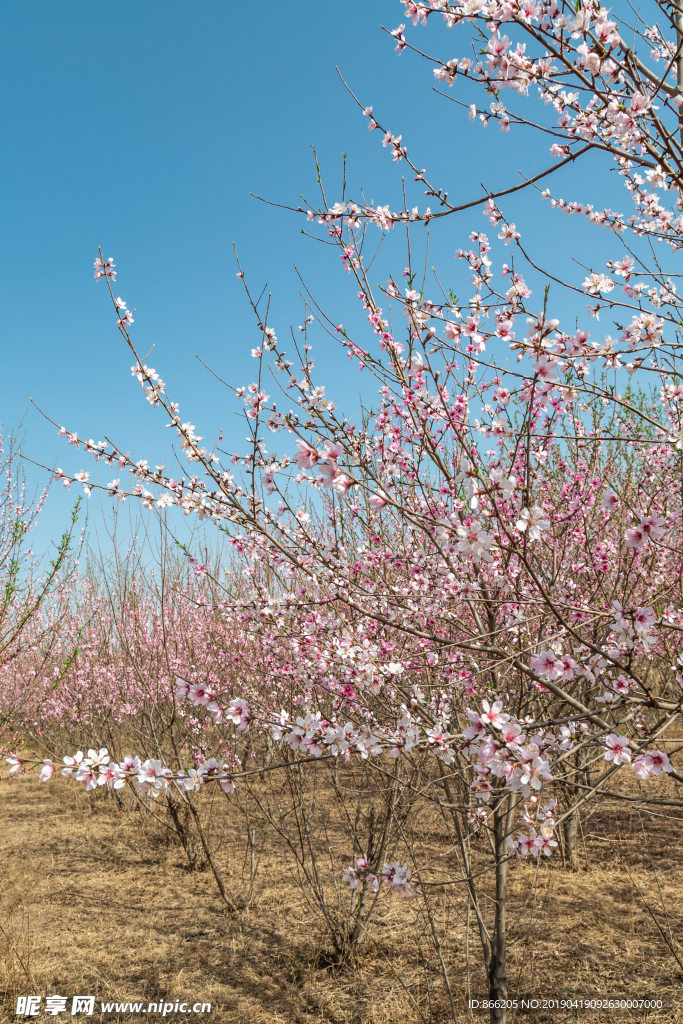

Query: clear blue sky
[0,1,625,548]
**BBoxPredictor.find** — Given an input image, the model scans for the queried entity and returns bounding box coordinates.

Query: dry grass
[1,769,683,1024]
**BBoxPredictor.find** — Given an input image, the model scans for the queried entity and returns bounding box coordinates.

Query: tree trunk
[563,806,580,871]
[489,798,510,1024]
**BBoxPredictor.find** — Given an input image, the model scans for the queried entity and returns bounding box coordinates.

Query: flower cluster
[342,856,415,897]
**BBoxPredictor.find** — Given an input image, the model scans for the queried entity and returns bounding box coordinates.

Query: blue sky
[0,1,631,548]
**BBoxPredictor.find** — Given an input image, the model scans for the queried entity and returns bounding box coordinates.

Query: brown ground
[1,770,682,1024]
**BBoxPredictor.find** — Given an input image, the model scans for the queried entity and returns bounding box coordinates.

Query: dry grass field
[1,768,683,1024]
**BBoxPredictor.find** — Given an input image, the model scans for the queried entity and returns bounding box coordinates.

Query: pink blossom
[368,490,388,510]
[518,830,543,858]
[455,520,494,563]
[93,256,116,281]
[294,439,319,469]
[633,749,673,778]
[603,733,632,765]
[480,700,509,729]
[540,835,558,857]
[498,223,520,245]
[463,709,485,741]
[61,751,84,776]
[227,697,251,732]
[220,776,236,796]
[601,491,619,510]
[630,92,651,117]
[516,506,550,541]
[189,683,214,706]
[531,649,561,680]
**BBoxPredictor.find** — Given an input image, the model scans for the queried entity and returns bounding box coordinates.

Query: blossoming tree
[9,0,683,1017]
[0,432,81,747]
